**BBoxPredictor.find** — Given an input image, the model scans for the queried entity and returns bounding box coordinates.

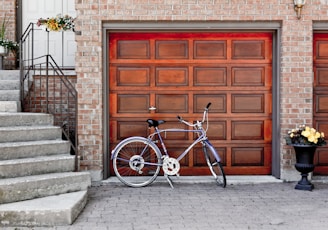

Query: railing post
[19,37,23,107]
[46,55,49,113]
[31,23,34,68]
[75,94,79,171]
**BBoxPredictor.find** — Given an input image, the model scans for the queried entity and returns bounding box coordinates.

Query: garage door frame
[102,21,281,179]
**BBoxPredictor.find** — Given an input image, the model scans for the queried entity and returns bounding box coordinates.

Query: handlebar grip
[177,115,182,121]
[206,102,212,109]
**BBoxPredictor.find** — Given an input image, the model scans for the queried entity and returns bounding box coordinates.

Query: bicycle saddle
[146,119,165,128]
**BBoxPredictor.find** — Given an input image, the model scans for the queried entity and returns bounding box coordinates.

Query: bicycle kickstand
[164,174,174,189]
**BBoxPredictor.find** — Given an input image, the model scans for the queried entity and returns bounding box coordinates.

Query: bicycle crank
[162,156,180,176]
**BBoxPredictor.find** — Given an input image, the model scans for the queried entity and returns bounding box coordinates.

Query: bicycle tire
[203,144,227,188]
[112,136,162,187]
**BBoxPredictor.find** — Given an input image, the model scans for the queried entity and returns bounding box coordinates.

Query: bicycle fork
[202,140,221,178]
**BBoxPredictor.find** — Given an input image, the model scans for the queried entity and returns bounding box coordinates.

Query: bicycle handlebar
[177,102,211,127]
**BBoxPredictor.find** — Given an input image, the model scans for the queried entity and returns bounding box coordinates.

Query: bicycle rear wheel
[112,136,162,187]
[203,144,226,188]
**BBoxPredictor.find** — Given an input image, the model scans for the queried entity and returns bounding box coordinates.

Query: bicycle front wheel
[112,136,162,187]
[203,144,227,188]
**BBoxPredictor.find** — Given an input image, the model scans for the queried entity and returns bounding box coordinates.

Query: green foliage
[0,14,19,53]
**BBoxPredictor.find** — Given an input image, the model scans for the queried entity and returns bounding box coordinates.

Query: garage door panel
[232,67,265,86]
[315,148,328,166]
[315,67,328,86]
[231,94,264,113]
[155,67,188,86]
[194,67,227,86]
[232,147,264,166]
[231,121,264,140]
[316,41,328,59]
[156,94,188,113]
[193,41,227,59]
[232,40,265,59]
[203,121,227,140]
[156,40,188,59]
[117,94,150,113]
[116,67,150,86]
[117,121,149,139]
[315,94,328,113]
[193,94,226,113]
[117,40,150,59]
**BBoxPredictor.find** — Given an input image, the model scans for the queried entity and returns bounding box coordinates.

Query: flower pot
[0,45,8,55]
[293,145,317,191]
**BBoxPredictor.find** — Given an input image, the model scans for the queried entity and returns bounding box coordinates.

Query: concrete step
[0,126,62,143]
[0,172,91,204]
[0,154,75,179]
[0,190,88,227]
[0,70,20,80]
[0,90,20,101]
[0,101,21,112]
[0,140,70,161]
[0,112,53,127]
[0,80,20,90]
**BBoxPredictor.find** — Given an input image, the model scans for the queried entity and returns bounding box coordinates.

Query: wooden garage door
[313,33,328,175]
[109,32,272,175]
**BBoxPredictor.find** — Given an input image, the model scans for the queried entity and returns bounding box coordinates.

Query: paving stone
[3,180,328,230]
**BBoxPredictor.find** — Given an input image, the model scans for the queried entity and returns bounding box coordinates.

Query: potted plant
[0,14,19,55]
[285,125,326,191]
[37,14,75,32]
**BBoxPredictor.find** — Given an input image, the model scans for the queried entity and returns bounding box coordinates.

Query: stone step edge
[0,155,75,179]
[0,112,54,127]
[0,154,74,166]
[0,171,91,204]
[0,190,88,227]
[0,101,21,113]
[0,139,70,160]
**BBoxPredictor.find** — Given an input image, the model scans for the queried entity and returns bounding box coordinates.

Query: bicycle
[111,102,226,188]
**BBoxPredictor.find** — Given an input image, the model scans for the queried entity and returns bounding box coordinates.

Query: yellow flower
[301,130,310,137]
[47,18,59,31]
[308,135,315,143]
[321,132,325,138]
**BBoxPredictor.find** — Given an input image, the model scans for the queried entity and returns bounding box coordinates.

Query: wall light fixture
[294,0,306,19]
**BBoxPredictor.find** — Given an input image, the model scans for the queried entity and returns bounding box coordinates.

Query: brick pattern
[0,0,17,69]
[3,0,327,180]
[23,75,78,155]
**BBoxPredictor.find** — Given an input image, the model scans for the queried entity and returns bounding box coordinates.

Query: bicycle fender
[204,140,221,162]
[111,136,162,160]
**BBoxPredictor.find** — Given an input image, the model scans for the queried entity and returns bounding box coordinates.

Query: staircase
[0,70,91,227]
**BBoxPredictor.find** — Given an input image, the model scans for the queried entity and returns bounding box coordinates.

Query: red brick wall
[23,75,77,114]
[0,0,17,69]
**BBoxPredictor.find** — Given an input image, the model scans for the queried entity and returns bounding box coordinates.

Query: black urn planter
[293,145,317,191]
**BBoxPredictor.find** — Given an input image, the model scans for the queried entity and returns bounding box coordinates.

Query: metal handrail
[19,23,78,170]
